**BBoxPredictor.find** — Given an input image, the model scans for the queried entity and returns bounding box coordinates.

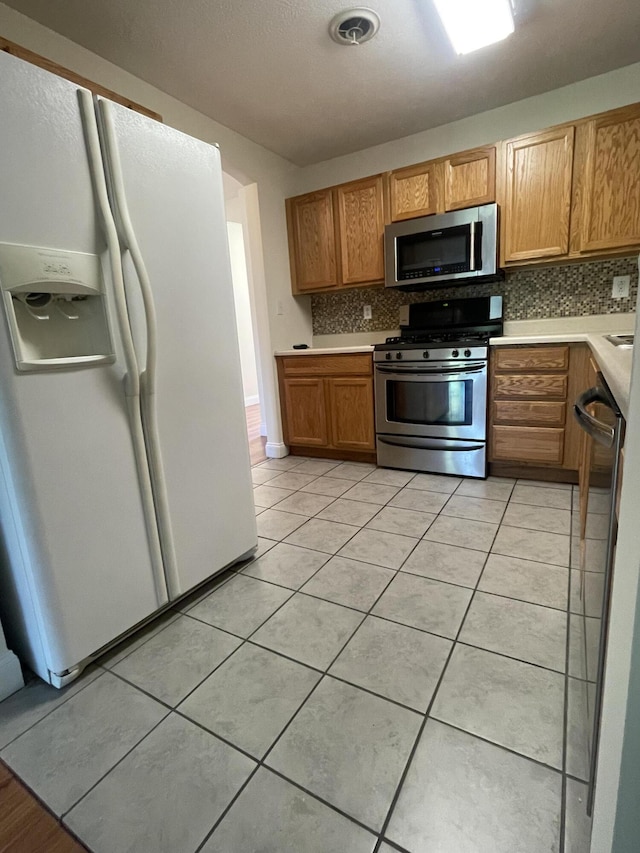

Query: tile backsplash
[311,256,638,335]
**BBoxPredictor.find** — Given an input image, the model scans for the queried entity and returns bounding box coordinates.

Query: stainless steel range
[374,295,503,479]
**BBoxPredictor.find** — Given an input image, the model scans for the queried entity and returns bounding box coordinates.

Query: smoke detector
[329,8,381,46]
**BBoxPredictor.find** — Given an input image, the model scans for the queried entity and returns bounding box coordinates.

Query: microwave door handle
[469,221,476,271]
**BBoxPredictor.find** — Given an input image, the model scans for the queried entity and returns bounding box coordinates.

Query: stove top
[379,295,504,351]
[381,330,491,347]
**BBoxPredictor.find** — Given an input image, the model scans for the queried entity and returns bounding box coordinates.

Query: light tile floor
[0,459,596,853]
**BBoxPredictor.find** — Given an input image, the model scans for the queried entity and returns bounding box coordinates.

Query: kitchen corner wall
[311,255,638,335]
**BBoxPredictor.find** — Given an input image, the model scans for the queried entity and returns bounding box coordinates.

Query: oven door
[374,360,487,441]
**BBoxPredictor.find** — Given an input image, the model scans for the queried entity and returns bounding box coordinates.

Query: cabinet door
[503,127,575,262]
[388,161,439,221]
[282,378,329,446]
[336,176,385,286]
[443,146,496,211]
[578,105,640,252]
[286,190,339,292]
[327,377,375,451]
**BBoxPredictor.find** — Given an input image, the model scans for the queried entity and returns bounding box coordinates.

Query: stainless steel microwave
[384,203,500,289]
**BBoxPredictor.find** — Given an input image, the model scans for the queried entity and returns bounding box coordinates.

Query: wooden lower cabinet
[492,426,564,464]
[489,343,590,479]
[277,353,376,461]
[327,377,375,451]
[282,378,329,446]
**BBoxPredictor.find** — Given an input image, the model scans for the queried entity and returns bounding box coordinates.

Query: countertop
[490,325,635,419]
[274,345,374,356]
[275,313,636,417]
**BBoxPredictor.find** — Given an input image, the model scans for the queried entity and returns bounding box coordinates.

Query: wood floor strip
[0,761,86,852]
[246,403,267,465]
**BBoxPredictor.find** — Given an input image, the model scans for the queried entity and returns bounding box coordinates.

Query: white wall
[227,221,259,405]
[293,62,640,194]
[0,621,23,700]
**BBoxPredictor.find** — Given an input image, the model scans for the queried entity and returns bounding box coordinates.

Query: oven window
[386,379,473,426]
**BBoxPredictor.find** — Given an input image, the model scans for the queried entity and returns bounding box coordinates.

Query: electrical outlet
[363,304,372,320]
[276,299,284,315]
[612,275,630,299]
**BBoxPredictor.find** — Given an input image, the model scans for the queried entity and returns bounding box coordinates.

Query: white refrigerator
[0,51,257,687]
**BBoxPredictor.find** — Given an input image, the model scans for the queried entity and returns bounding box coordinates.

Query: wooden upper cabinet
[502,126,575,263]
[389,145,496,221]
[575,105,640,253]
[388,161,439,221]
[443,146,496,211]
[286,100,640,295]
[286,190,339,293]
[336,176,385,285]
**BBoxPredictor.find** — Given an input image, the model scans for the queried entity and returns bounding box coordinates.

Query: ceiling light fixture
[434,0,514,55]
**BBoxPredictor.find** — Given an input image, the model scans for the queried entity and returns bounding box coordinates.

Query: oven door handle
[375,364,485,376]
[377,436,485,451]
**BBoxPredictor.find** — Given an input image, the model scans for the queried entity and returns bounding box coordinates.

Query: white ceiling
[5,0,640,166]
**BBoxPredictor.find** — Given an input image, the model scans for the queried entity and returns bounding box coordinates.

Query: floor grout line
[371,516,494,851]
[0,667,107,753]
[3,466,582,853]
[60,706,172,822]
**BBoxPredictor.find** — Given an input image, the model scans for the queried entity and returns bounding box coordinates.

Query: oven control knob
[422,350,430,359]
[385,352,392,360]
[464,348,472,358]
[451,349,459,358]
[395,351,403,359]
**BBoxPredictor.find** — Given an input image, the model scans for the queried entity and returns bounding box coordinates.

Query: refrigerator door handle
[79,91,140,399]
[78,89,169,606]
[96,98,181,599]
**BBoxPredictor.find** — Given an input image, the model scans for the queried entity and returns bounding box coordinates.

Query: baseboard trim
[244,394,259,407]
[265,441,288,459]
[0,648,24,701]
[288,445,376,464]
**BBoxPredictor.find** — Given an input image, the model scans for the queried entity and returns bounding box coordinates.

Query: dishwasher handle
[574,386,615,447]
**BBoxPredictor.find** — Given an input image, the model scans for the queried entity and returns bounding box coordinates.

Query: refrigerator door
[0,52,168,683]
[97,99,257,596]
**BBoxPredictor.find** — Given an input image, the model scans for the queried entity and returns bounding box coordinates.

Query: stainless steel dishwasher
[574,372,625,815]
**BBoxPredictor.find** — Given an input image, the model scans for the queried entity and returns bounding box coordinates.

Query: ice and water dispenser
[0,243,115,371]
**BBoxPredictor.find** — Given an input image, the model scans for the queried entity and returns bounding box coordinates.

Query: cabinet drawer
[494,374,568,399]
[492,400,566,426]
[493,346,569,370]
[491,426,565,464]
[280,353,372,376]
